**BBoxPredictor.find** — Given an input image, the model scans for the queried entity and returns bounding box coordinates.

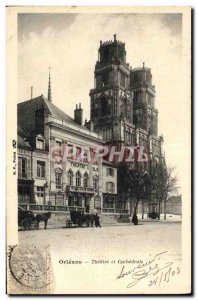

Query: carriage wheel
[66,220,72,227]
[31,221,39,230]
[76,219,82,227]
[21,219,30,230]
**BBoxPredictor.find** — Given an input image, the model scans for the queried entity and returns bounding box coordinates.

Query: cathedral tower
[130,63,158,136]
[89,34,134,143]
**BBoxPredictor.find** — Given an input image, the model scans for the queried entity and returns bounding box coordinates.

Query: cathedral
[85,34,165,212]
[86,34,163,157]
[17,34,165,216]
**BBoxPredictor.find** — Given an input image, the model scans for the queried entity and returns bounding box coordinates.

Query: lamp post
[127,187,131,215]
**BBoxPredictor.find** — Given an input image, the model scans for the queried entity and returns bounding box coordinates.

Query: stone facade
[17,96,118,214]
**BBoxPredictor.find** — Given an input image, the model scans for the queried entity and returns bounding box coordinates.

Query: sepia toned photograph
[6,6,191,295]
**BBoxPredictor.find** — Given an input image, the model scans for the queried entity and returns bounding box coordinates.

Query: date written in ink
[148,266,180,287]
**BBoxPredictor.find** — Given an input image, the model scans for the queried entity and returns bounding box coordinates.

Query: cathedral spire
[47,67,52,102]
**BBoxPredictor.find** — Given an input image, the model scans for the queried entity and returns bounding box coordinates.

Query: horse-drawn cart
[18,206,51,230]
[18,206,38,230]
[66,211,92,228]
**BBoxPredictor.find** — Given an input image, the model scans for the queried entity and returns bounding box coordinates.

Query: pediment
[54,167,63,173]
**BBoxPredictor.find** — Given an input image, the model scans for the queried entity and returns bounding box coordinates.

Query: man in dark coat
[95,213,101,228]
[132,213,138,225]
[90,214,95,227]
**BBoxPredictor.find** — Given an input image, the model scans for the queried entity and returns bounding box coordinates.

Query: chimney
[84,120,94,131]
[31,86,33,99]
[74,103,83,126]
[89,120,94,131]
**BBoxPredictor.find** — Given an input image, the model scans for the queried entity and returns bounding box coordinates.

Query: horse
[35,212,51,229]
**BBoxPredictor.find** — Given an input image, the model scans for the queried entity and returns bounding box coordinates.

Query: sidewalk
[40,214,182,229]
[137,213,182,223]
[18,214,182,231]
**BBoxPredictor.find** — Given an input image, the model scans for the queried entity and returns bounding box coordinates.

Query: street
[19,221,181,259]
[18,221,182,294]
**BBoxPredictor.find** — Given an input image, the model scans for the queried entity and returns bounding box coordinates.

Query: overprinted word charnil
[49,144,148,164]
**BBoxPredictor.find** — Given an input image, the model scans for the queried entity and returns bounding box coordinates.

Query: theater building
[17,89,118,213]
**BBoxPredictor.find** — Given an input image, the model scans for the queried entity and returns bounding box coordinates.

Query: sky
[18,13,189,199]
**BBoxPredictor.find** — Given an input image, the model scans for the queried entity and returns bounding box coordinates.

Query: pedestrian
[95,213,101,228]
[90,214,95,227]
[132,213,138,225]
[129,213,132,223]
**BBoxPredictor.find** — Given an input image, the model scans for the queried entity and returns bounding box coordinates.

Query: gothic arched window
[55,170,62,189]
[76,171,81,187]
[83,172,89,188]
[67,169,73,186]
[93,176,99,190]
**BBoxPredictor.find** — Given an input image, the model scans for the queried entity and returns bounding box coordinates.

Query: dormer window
[36,135,45,150]
[37,139,44,149]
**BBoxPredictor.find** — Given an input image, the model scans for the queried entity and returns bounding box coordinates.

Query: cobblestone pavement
[19,222,181,262]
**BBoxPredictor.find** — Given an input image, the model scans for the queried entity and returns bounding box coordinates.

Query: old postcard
[6,6,191,295]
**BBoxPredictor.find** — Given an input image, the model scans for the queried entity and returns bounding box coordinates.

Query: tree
[163,166,179,220]
[130,170,143,215]
[117,162,130,210]
[150,161,166,219]
[117,162,152,217]
[152,162,179,220]
[141,171,152,218]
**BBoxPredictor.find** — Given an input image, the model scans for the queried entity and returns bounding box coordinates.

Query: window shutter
[27,158,31,179]
[18,157,21,178]
[42,163,45,178]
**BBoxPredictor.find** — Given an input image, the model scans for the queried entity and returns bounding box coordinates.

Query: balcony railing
[18,204,128,214]
[18,203,85,212]
[66,185,95,194]
[102,208,129,214]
